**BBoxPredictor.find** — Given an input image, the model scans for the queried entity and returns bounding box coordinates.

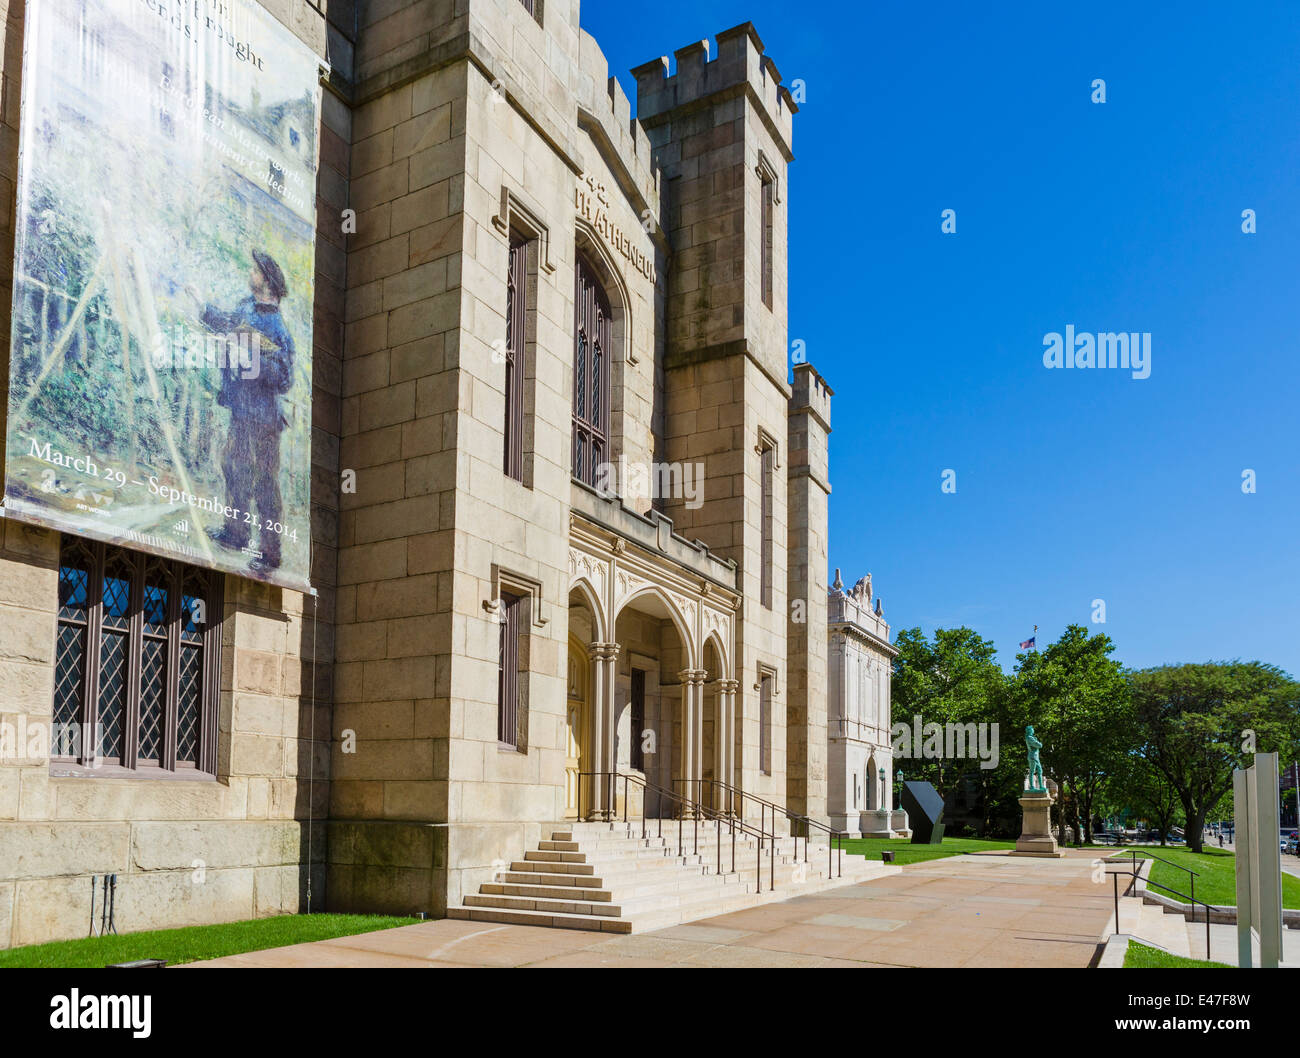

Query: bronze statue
[1025,725,1046,791]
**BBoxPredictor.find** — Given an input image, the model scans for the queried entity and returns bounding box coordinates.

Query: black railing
[577,771,776,892]
[678,777,846,883]
[1110,851,1221,963]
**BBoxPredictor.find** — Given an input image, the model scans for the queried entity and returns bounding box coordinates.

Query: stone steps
[447,820,901,933]
[1113,884,1193,959]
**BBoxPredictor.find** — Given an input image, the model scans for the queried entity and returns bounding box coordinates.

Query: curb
[1098,933,1129,968]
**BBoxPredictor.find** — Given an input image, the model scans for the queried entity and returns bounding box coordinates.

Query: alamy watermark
[593,455,704,509]
[1042,325,1151,379]
[891,715,1000,770]
[151,323,261,379]
[1,718,101,761]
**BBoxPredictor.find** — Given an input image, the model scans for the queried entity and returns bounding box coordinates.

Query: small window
[517,0,543,25]
[630,668,646,771]
[497,591,524,748]
[759,438,775,609]
[759,669,773,776]
[504,232,529,482]
[760,174,774,309]
[53,536,223,775]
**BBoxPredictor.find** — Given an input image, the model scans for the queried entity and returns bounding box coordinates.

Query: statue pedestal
[1011,788,1065,858]
[890,809,911,839]
[858,809,894,838]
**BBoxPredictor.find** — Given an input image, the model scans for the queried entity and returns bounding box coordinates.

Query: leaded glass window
[572,256,611,488]
[52,536,223,775]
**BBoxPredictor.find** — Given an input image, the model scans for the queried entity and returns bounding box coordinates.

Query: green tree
[890,627,1004,801]
[1011,626,1131,845]
[1130,662,1300,853]
[1109,753,1181,845]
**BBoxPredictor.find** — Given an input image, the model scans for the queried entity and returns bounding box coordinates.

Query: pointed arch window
[572,255,611,487]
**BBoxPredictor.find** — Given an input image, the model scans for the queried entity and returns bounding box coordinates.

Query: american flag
[1019,636,1036,650]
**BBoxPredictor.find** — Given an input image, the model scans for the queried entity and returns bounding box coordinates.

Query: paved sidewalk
[1183,920,1299,967]
[188,850,1114,968]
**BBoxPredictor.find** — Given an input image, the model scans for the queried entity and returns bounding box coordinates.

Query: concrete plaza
[189,850,1115,968]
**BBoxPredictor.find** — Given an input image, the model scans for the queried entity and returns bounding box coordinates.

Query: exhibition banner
[4,0,321,591]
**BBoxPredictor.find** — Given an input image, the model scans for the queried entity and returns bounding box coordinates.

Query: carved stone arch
[575,218,632,365]
[702,607,732,676]
[701,629,731,682]
[568,574,608,643]
[614,584,698,670]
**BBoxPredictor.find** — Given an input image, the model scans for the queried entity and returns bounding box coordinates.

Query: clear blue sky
[581,1,1300,675]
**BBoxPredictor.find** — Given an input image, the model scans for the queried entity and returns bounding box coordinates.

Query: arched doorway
[567,584,601,819]
[565,637,588,819]
[613,587,693,818]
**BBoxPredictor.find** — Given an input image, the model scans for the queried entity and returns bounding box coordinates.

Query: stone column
[717,679,740,814]
[678,669,707,815]
[693,671,705,808]
[588,643,619,819]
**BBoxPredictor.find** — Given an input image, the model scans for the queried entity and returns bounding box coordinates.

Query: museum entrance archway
[613,588,691,819]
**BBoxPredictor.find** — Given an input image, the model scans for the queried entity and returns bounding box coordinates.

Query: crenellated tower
[632,24,807,806]
[787,363,832,823]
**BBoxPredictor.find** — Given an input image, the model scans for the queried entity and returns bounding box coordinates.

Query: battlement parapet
[631,21,796,160]
[575,28,663,219]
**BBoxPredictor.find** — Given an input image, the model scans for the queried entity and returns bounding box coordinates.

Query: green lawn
[1124,940,1227,969]
[839,836,1016,864]
[0,913,420,969]
[1108,847,1300,910]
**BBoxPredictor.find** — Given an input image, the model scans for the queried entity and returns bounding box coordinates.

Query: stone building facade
[827,571,906,839]
[0,0,834,946]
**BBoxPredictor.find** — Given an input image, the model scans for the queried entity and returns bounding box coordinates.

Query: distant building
[827,571,907,837]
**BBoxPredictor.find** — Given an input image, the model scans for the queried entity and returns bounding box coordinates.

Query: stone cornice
[569,487,740,599]
[830,621,898,657]
[787,464,831,496]
[664,338,793,401]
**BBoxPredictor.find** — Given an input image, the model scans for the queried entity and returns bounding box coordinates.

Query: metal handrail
[682,776,845,881]
[691,791,778,892]
[577,771,776,892]
[1109,857,1222,963]
[1125,848,1200,879]
[692,776,847,850]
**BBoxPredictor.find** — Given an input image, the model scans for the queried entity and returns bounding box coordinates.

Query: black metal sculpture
[902,780,945,845]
